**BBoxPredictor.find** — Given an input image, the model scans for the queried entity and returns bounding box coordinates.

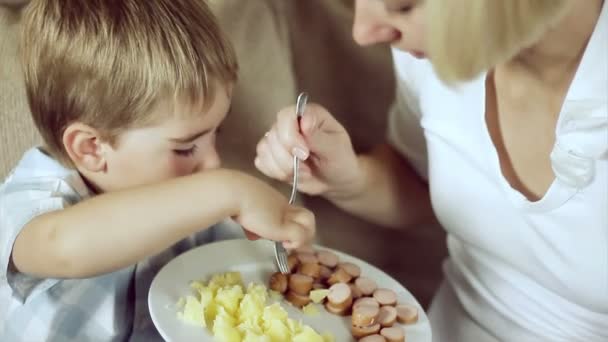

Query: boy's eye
[173,145,198,157]
[398,5,413,13]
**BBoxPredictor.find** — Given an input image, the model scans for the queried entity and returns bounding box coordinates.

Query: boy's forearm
[326,144,435,229]
[12,169,243,278]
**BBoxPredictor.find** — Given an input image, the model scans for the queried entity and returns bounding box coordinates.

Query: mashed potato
[179,272,333,342]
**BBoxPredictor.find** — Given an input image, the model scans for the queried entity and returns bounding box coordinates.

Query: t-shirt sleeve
[0,181,68,303]
[386,48,429,180]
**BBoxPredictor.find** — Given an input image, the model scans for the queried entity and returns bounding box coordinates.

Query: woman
[255,0,607,340]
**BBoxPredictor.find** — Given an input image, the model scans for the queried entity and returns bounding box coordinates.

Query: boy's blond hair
[21,0,238,165]
[427,0,570,83]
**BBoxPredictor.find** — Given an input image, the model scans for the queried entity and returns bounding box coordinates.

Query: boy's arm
[12,169,307,279]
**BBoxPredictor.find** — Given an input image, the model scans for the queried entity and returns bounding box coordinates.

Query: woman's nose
[352,0,401,46]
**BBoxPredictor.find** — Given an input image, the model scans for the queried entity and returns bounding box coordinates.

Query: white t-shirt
[388,4,607,341]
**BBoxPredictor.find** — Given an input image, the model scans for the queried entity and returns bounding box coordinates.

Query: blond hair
[21,0,238,165]
[427,0,571,83]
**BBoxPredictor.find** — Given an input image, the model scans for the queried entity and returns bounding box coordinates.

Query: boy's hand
[232,174,315,249]
[255,104,363,199]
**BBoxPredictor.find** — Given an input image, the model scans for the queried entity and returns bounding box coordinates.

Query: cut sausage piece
[338,262,361,278]
[396,303,419,324]
[296,252,319,264]
[351,304,379,327]
[380,326,405,342]
[359,335,387,342]
[317,250,339,268]
[313,282,327,290]
[377,306,397,327]
[355,276,378,296]
[287,254,299,272]
[353,297,380,310]
[327,267,353,285]
[319,265,333,280]
[373,288,397,306]
[350,283,363,299]
[299,262,321,279]
[327,283,353,310]
[286,290,311,307]
[288,273,314,295]
[269,272,288,294]
[324,301,350,316]
[352,323,381,339]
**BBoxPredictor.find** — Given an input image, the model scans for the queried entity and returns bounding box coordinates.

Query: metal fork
[274,92,309,274]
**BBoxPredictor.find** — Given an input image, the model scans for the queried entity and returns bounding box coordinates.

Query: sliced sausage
[353,297,380,311]
[338,262,361,278]
[380,326,405,342]
[327,267,353,285]
[296,252,319,264]
[359,335,387,342]
[288,273,313,295]
[327,283,353,310]
[325,301,350,316]
[317,250,339,268]
[313,282,327,290]
[299,262,321,279]
[286,290,311,308]
[269,272,288,294]
[396,303,419,324]
[350,283,363,299]
[373,288,397,306]
[355,276,378,296]
[319,265,333,280]
[287,254,299,272]
[352,323,381,339]
[351,304,379,327]
[377,306,397,327]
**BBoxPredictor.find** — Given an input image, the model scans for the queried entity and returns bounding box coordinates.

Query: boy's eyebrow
[169,129,211,143]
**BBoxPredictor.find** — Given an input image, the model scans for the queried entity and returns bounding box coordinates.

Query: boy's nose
[352,0,401,46]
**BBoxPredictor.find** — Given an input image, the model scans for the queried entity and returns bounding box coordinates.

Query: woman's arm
[327,143,435,229]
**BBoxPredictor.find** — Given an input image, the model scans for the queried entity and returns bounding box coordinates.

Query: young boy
[0,0,315,340]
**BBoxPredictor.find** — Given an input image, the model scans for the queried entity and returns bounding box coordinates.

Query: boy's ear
[62,122,107,172]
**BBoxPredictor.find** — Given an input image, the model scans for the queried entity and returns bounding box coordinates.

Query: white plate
[149,239,432,341]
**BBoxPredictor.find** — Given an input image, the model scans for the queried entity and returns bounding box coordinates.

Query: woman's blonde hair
[427,0,571,83]
[21,0,238,166]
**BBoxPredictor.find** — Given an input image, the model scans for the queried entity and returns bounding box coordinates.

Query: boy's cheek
[169,157,197,178]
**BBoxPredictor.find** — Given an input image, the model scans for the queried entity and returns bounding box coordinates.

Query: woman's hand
[255,103,364,200]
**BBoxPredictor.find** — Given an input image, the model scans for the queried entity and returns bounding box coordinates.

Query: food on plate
[380,326,405,342]
[352,323,381,339]
[179,272,333,342]
[285,290,312,308]
[299,261,322,279]
[338,262,361,278]
[373,288,398,306]
[327,267,353,285]
[317,250,339,268]
[309,289,330,304]
[377,306,398,327]
[302,303,320,316]
[288,273,314,295]
[359,334,387,342]
[268,272,288,294]
[396,304,419,324]
[351,304,379,327]
[266,248,421,341]
[355,277,378,296]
